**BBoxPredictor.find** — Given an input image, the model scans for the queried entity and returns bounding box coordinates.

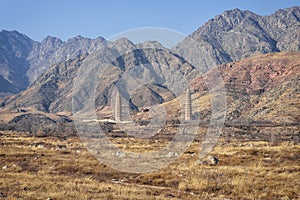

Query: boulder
[198,156,219,165]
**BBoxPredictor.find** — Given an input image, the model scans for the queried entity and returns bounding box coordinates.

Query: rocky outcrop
[3,113,75,136]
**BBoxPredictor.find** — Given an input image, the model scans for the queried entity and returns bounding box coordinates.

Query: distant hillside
[1,38,195,116]
[0,30,105,97]
[187,52,300,124]
[174,7,300,72]
[1,52,298,135]
[0,30,34,96]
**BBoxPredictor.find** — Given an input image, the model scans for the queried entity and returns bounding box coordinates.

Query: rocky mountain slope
[0,30,105,97]
[26,35,106,83]
[187,52,300,124]
[0,7,299,135]
[1,38,196,117]
[0,30,35,96]
[1,52,298,136]
[1,7,299,97]
[174,6,300,72]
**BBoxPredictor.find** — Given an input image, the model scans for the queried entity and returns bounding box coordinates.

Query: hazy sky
[0,0,299,41]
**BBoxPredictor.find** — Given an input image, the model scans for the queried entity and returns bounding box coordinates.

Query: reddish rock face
[221,53,299,93]
[190,52,299,123]
[192,52,300,94]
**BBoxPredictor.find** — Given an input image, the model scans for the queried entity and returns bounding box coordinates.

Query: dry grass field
[0,130,299,200]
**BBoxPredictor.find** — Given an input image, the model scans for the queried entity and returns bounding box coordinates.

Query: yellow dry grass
[0,131,299,200]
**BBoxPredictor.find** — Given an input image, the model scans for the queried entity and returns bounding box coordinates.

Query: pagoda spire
[185,87,192,121]
[115,90,122,122]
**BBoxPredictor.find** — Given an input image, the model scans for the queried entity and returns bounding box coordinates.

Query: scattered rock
[0,191,7,198]
[57,144,67,150]
[37,144,46,149]
[169,152,178,157]
[75,150,81,154]
[34,155,40,160]
[161,152,179,158]
[207,156,219,165]
[2,166,7,170]
[112,151,125,157]
[198,156,219,165]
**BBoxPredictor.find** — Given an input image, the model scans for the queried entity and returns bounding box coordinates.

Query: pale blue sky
[0,0,299,41]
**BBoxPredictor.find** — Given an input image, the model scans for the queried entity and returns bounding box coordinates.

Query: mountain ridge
[0,7,299,135]
[0,30,106,97]
[0,52,298,135]
[1,7,299,97]
[174,6,300,72]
